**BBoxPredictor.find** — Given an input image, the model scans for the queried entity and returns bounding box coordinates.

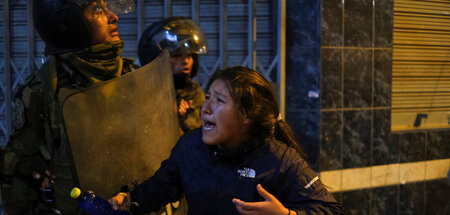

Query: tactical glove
[15,155,48,182]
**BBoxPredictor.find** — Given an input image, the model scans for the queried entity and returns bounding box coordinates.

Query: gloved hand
[15,155,48,177]
[15,155,54,191]
[178,99,193,117]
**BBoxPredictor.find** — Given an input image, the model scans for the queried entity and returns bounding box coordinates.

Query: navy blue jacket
[131,128,342,214]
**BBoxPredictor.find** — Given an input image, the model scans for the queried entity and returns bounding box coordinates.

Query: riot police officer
[138,17,208,133]
[1,0,136,214]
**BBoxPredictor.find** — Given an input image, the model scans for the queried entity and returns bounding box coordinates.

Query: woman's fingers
[109,196,121,210]
[233,198,259,215]
[232,198,260,210]
[233,185,289,215]
[109,192,131,210]
[256,184,274,201]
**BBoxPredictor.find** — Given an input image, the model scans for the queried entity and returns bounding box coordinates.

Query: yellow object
[116,192,127,205]
[70,187,81,199]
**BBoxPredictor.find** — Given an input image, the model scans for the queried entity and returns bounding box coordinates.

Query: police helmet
[138,17,207,78]
[34,0,135,55]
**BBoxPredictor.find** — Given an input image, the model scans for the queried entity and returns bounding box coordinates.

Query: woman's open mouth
[203,121,216,131]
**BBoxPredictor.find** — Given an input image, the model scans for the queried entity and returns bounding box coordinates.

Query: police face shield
[153,19,207,56]
[71,0,136,15]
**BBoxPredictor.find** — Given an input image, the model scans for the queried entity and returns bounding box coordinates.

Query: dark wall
[286,0,322,170]
[287,0,450,214]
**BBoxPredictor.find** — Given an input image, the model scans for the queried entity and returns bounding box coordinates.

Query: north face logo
[237,168,256,178]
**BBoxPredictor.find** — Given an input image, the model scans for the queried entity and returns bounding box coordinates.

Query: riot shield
[62,50,181,198]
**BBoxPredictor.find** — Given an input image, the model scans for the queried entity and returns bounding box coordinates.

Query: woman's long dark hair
[206,66,306,158]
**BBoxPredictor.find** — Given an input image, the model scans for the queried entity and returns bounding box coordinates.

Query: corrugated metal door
[392,0,450,131]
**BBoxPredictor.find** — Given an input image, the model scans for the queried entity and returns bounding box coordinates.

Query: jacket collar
[206,137,268,162]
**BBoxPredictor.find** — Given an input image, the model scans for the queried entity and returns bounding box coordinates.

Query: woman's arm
[110,138,186,213]
[129,156,184,213]
[277,149,343,214]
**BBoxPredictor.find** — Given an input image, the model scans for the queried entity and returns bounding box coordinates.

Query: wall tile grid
[319,0,449,214]
[321,0,388,172]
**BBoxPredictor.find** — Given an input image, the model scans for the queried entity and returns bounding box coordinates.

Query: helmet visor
[71,0,136,15]
[152,19,207,55]
[105,0,136,15]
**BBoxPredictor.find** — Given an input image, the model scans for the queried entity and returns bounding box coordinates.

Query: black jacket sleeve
[130,139,185,213]
[277,148,343,214]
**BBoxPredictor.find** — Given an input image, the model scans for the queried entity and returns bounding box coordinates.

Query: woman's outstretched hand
[232,184,291,215]
[108,192,131,211]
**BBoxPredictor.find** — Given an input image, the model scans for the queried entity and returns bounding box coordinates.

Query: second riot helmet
[138,17,207,78]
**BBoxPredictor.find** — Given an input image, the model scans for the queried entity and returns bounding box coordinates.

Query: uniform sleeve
[1,78,50,179]
[130,138,185,213]
[276,149,343,215]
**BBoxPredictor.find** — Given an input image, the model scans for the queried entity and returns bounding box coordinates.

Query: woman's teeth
[204,122,215,130]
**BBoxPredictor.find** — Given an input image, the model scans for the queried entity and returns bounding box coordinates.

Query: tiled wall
[286,0,450,214]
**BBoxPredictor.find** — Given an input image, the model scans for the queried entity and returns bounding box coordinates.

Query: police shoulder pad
[12,97,26,129]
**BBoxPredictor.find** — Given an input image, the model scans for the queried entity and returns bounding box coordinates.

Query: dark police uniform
[1,41,136,215]
[138,17,207,134]
[175,78,205,133]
